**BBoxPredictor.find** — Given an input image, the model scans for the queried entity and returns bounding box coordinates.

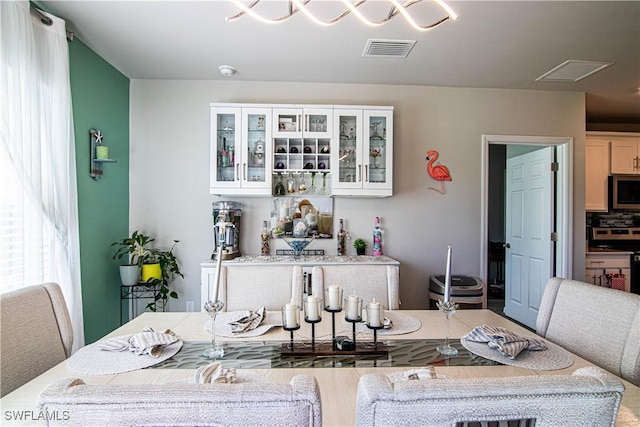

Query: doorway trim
[480,134,573,309]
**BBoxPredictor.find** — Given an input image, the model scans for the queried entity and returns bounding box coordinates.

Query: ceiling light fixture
[219,65,236,77]
[226,0,458,31]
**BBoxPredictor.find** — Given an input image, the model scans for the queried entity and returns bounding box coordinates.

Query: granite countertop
[201,255,399,265]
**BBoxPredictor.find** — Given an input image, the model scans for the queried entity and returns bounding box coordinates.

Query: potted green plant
[353,238,367,256]
[141,240,183,312]
[111,230,154,286]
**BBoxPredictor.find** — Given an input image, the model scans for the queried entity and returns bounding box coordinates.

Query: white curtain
[1,0,84,351]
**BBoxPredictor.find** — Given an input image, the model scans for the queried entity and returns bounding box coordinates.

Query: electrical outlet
[186,301,194,312]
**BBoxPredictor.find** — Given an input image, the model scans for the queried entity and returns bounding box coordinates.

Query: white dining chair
[355,367,624,427]
[218,264,304,311]
[311,264,400,309]
[0,283,73,397]
[537,277,640,386]
[38,374,322,426]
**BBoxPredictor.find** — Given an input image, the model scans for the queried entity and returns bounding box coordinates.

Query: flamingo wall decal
[426,150,452,194]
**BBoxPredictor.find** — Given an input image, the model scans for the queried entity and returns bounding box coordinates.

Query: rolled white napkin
[99,327,179,358]
[194,362,237,384]
[463,324,546,360]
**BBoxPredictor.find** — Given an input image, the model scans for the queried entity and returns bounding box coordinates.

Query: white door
[504,147,554,329]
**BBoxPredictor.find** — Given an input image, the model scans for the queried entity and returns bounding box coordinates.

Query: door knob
[503,243,511,248]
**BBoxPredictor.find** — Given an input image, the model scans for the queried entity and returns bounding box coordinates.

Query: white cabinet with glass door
[332,107,393,197]
[210,105,272,195]
[272,107,332,139]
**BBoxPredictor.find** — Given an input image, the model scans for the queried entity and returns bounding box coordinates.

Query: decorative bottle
[261,220,270,256]
[372,217,383,256]
[337,218,347,256]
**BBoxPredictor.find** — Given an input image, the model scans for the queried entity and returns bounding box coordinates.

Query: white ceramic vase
[119,265,141,286]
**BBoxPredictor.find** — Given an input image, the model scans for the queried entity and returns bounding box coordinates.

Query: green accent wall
[68,38,130,343]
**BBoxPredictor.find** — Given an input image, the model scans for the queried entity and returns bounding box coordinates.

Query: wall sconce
[90,128,117,180]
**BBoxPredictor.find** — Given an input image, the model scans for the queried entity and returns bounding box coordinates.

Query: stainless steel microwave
[612,175,640,210]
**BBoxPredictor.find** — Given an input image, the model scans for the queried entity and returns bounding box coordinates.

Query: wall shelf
[90,128,116,180]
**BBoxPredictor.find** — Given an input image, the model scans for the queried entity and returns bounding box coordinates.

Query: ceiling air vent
[535,60,614,82]
[363,39,416,58]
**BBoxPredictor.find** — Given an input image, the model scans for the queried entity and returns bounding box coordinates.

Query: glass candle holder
[325,286,343,311]
[281,303,300,330]
[366,303,385,328]
[344,295,363,321]
[304,295,323,322]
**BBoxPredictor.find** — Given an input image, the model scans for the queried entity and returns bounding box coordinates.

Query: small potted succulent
[353,238,367,256]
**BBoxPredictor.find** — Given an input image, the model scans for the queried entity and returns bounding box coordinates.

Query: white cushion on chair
[38,374,322,426]
[311,265,399,309]
[536,277,640,386]
[219,264,304,311]
[356,367,624,427]
[1,283,73,397]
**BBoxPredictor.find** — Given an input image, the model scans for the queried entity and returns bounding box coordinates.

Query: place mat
[205,311,282,338]
[342,311,422,335]
[460,337,573,371]
[67,336,183,375]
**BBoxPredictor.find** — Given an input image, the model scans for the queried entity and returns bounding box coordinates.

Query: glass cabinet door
[211,107,241,188]
[333,109,363,189]
[242,108,272,188]
[302,108,333,139]
[364,110,393,189]
[273,108,302,138]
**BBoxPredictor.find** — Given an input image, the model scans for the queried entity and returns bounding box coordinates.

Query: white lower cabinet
[585,252,631,292]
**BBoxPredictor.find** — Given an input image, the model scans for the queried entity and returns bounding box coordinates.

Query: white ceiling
[40,1,640,124]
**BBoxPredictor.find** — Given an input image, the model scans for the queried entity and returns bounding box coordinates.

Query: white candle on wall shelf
[328,285,341,309]
[444,245,452,303]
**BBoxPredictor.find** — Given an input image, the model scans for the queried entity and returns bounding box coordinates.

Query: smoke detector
[218,65,236,77]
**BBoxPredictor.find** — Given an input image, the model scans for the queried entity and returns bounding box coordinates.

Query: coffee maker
[212,201,242,260]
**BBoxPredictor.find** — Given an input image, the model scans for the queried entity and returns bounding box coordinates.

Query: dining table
[2,309,639,427]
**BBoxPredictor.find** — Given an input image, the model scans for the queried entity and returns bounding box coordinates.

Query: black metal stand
[345,316,362,347]
[304,317,322,348]
[366,324,385,347]
[282,324,301,350]
[325,307,342,348]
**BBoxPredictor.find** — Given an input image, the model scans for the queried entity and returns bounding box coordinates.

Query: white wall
[129,80,586,310]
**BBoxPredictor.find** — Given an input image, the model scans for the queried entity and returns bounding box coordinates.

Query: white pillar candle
[284,302,298,328]
[346,291,360,320]
[367,298,382,327]
[444,245,452,303]
[306,295,320,321]
[328,285,341,309]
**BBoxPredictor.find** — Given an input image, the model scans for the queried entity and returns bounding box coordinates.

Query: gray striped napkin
[463,324,547,359]
[228,306,265,333]
[194,362,237,383]
[99,327,179,358]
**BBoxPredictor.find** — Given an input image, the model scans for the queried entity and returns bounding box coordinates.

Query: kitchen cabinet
[210,105,272,195]
[585,251,631,292]
[585,138,609,211]
[211,103,394,197]
[272,107,332,139]
[331,108,393,197]
[604,132,640,175]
